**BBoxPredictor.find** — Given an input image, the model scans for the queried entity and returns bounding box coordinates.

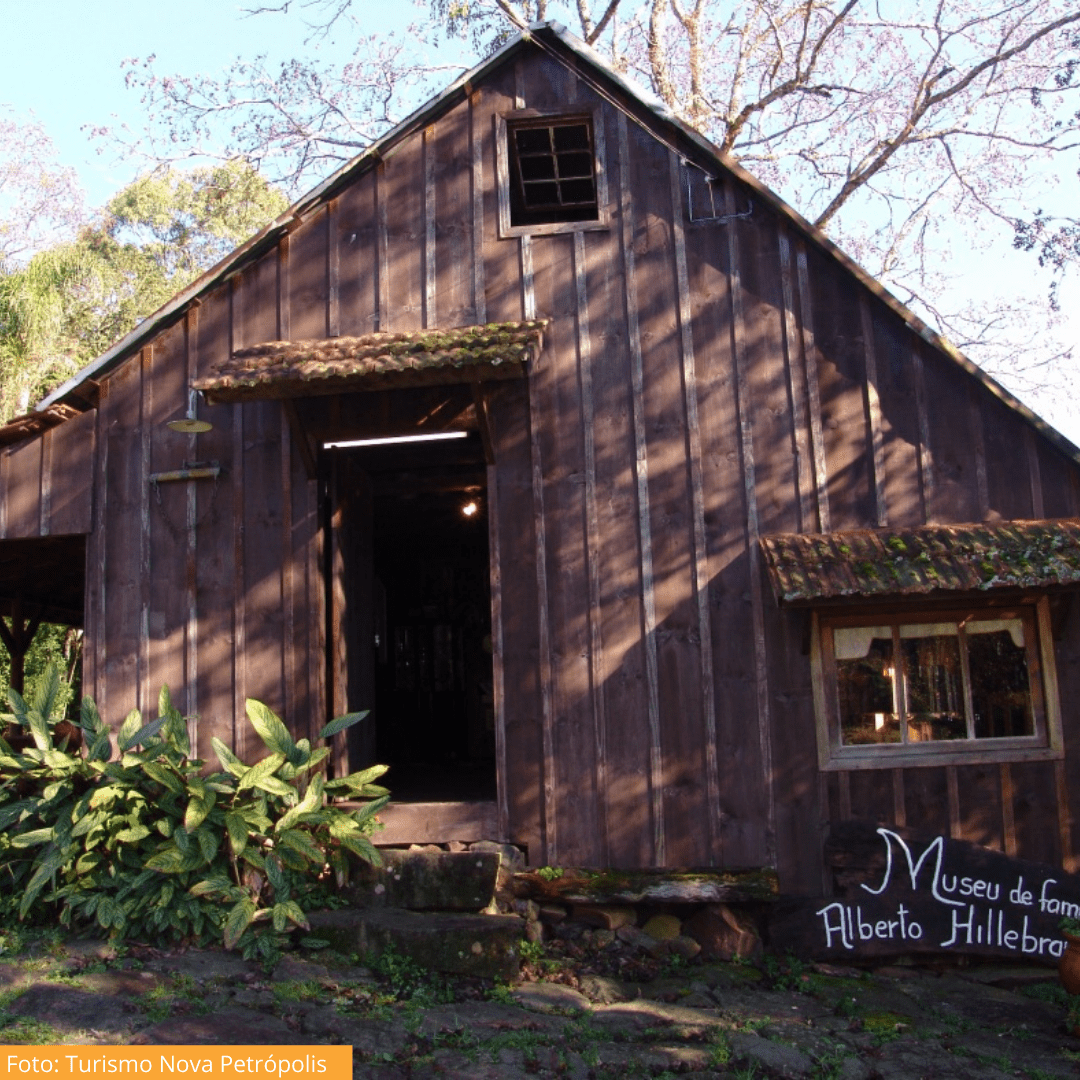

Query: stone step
[308,908,525,981]
[349,849,502,911]
[510,866,779,905]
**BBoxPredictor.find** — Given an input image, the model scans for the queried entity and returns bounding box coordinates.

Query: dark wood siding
[23,38,1078,883]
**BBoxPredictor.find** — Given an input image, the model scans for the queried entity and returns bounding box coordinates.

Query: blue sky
[3,0,1078,443]
[1,0,425,206]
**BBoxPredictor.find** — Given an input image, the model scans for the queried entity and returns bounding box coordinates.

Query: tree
[0,161,288,423]
[0,109,86,265]
[101,1,1080,406]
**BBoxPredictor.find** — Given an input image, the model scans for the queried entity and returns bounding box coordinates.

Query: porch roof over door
[193,320,547,403]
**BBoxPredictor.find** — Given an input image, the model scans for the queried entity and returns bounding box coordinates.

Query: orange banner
[1,1048,351,1080]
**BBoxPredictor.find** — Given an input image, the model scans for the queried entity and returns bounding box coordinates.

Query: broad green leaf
[158,685,174,719]
[225,811,248,857]
[117,709,143,751]
[184,783,216,832]
[120,714,168,752]
[195,827,219,864]
[188,876,233,899]
[318,710,370,741]
[223,897,258,950]
[141,761,182,794]
[275,773,323,833]
[20,844,66,917]
[350,795,390,826]
[236,752,286,792]
[278,899,309,931]
[245,700,297,760]
[340,834,382,868]
[87,731,112,762]
[31,665,63,723]
[264,852,286,895]
[115,825,152,844]
[212,736,246,778]
[277,829,324,864]
[10,828,54,848]
[254,776,294,799]
[80,695,104,735]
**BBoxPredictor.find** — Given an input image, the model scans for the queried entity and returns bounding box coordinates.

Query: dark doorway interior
[334,434,496,803]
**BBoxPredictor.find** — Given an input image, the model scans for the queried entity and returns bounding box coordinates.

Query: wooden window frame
[811,596,1063,771]
[495,108,610,239]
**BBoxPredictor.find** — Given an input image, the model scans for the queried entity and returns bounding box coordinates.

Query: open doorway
[329,431,496,803]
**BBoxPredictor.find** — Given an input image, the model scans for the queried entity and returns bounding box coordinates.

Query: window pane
[515,128,552,154]
[967,619,1034,738]
[901,627,964,741]
[837,630,899,744]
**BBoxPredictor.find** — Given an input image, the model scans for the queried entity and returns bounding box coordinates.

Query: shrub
[0,667,387,961]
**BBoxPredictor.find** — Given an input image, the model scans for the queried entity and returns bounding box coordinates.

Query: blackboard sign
[769,821,1080,962]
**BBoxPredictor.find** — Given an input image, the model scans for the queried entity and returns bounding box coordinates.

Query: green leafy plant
[0,666,388,958]
[535,866,563,882]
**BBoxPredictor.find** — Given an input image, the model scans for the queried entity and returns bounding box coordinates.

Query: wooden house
[4,23,1080,895]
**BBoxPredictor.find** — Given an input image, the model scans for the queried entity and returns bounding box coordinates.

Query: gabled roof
[29,22,1080,466]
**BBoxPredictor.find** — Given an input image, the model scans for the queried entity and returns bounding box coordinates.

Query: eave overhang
[761,519,1080,605]
[192,321,545,404]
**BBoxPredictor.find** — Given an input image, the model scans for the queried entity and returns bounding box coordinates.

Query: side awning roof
[760,519,1080,604]
[193,321,546,403]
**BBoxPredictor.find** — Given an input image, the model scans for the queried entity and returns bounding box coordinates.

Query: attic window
[496,110,608,237]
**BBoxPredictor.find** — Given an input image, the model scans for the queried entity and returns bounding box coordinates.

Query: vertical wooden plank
[230,281,247,758]
[327,200,339,338]
[46,408,95,535]
[911,347,934,524]
[922,355,979,525]
[903,767,950,836]
[777,230,815,534]
[573,228,609,864]
[671,155,720,864]
[376,166,389,331]
[383,133,424,333]
[5,439,42,539]
[953,763,1004,849]
[281,411,296,732]
[583,103,649,869]
[1037,441,1076,519]
[423,126,436,329]
[102,356,143,722]
[90,393,109,714]
[527,328,557,863]
[278,236,291,343]
[1011,761,1060,865]
[1057,758,1075,873]
[185,310,199,722]
[336,173,378,336]
[968,387,990,520]
[190,286,238,757]
[0,449,8,538]
[947,766,961,838]
[487,460,509,840]
[848,770,893,824]
[1000,762,1018,857]
[146,322,188,732]
[982,396,1034,521]
[470,90,487,326]
[724,176,775,866]
[618,111,665,866]
[1026,427,1045,519]
[287,213,327,342]
[39,429,52,536]
[859,296,888,527]
[795,245,830,533]
[433,100,474,329]
[139,347,152,718]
